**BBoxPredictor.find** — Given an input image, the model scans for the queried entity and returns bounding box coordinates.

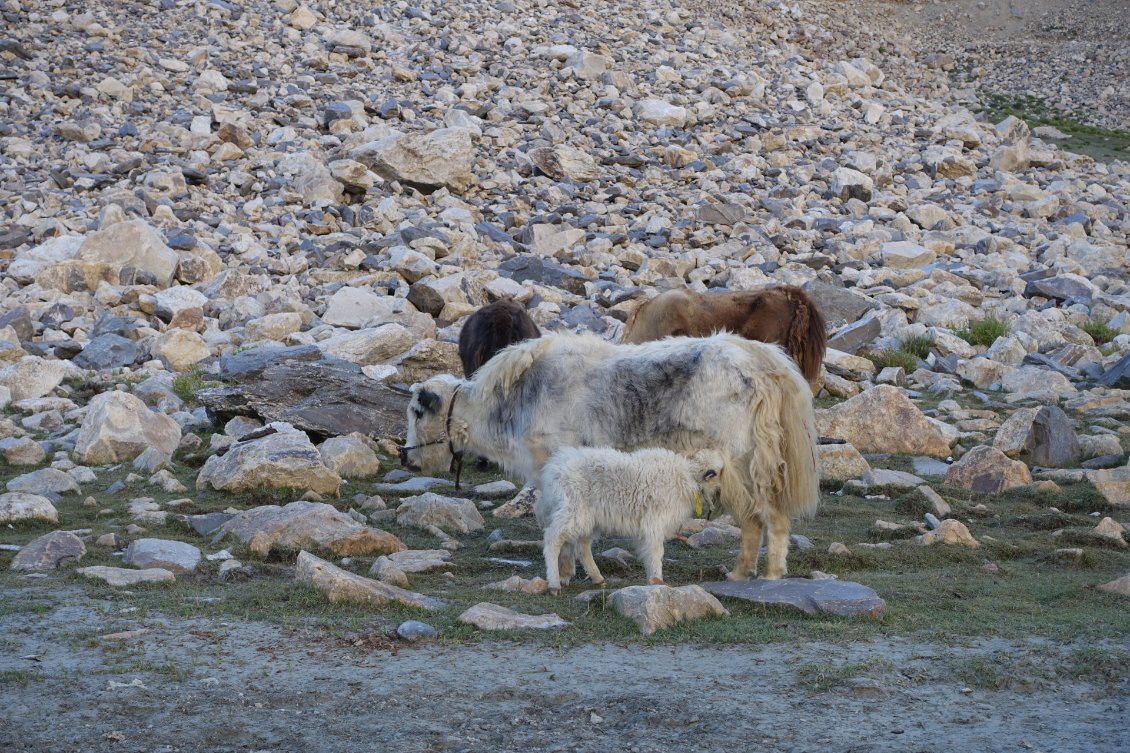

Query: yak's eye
[412,408,424,419]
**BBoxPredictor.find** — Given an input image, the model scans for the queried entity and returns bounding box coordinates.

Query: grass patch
[867,349,919,373]
[975,90,1130,163]
[794,658,890,693]
[956,316,1009,347]
[1082,320,1119,346]
[900,334,934,359]
[171,367,220,407]
[0,669,34,687]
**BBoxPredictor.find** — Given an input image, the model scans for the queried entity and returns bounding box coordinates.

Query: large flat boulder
[74,219,180,288]
[295,550,443,610]
[197,354,410,439]
[123,538,201,574]
[213,500,404,557]
[0,356,74,401]
[360,127,475,192]
[702,578,886,618]
[77,566,176,587]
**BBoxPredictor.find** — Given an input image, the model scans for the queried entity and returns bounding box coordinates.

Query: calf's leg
[575,535,604,587]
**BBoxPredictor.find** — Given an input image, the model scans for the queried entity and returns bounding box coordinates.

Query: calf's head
[686,448,726,504]
[401,375,462,474]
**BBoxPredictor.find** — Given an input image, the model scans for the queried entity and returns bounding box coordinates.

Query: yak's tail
[780,287,827,384]
[736,340,820,521]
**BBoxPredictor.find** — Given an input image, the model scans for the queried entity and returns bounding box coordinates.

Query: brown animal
[621,286,827,383]
[458,298,542,377]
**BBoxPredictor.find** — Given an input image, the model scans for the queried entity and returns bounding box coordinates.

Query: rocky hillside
[1,0,1129,543]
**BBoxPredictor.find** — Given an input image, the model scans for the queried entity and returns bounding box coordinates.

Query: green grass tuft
[867,349,919,373]
[900,334,934,359]
[1081,320,1119,346]
[171,367,219,406]
[956,316,1009,347]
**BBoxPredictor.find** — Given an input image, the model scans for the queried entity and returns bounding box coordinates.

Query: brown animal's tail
[781,287,826,383]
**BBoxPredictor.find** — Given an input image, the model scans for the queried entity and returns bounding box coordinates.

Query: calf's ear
[417,389,442,414]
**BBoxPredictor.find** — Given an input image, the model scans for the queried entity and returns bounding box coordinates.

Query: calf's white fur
[536,446,725,593]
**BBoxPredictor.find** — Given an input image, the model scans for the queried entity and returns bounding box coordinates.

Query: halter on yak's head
[399,374,466,479]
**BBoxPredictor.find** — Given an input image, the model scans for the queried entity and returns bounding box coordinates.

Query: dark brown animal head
[458,298,541,377]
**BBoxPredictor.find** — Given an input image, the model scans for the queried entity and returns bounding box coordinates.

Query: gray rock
[802,281,878,329]
[944,445,1032,493]
[396,493,484,534]
[7,469,80,496]
[457,602,567,630]
[609,584,730,635]
[123,538,201,574]
[0,357,73,402]
[213,500,404,558]
[196,425,342,495]
[10,531,86,571]
[77,566,176,587]
[373,477,455,493]
[703,578,886,618]
[183,512,234,536]
[993,405,1080,468]
[1097,353,1130,390]
[74,391,181,465]
[296,551,444,610]
[396,620,438,641]
[361,128,475,191]
[827,314,881,354]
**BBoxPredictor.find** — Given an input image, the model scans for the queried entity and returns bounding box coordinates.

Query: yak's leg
[763,507,791,580]
[729,516,764,580]
[575,535,604,587]
[542,526,565,595]
[638,535,666,585]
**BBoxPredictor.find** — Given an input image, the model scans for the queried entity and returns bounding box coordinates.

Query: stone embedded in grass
[818,442,871,482]
[386,549,453,573]
[295,551,443,610]
[846,468,926,493]
[457,602,567,630]
[396,493,484,535]
[73,390,182,465]
[123,538,201,574]
[372,476,454,494]
[215,500,405,558]
[702,578,886,619]
[1088,464,1130,507]
[473,480,518,497]
[484,575,549,595]
[609,584,730,635]
[944,445,1032,493]
[196,424,342,496]
[369,556,409,587]
[7,468,81,496]
[396,620,438,642]
[993,405,1080,468]
[1092,517,1127,547]
[77,566,176,587]
[0,436,47,466]
[10,531,85,571]
[919,519,980,548]
[1097,574,1130,597]
[491,486,538,519]
[0,492,59,524]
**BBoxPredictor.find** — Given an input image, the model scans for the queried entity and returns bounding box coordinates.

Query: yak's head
[400,374,463,474]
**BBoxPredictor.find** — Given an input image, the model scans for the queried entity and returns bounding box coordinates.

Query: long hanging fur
[403,332,820,579]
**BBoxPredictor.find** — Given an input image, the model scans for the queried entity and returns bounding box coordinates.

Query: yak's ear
[701,468,718,482]
[417,389,442,414]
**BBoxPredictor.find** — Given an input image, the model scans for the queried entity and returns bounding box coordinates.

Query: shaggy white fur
[403,332,818,580]
[536,446,724,593]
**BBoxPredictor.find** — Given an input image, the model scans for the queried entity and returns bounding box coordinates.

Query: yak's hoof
[648,577,665,586]
[725,570,752,582]
[548,586,560,596]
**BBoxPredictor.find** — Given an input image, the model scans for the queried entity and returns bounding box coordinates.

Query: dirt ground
[1,585,1126,753]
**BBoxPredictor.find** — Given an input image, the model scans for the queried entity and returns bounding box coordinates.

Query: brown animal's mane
[621,286,827,383]
[458,298,541,377]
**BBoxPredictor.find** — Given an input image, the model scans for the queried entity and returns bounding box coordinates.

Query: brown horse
[458,298,542,377]
[621,286,826,383]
